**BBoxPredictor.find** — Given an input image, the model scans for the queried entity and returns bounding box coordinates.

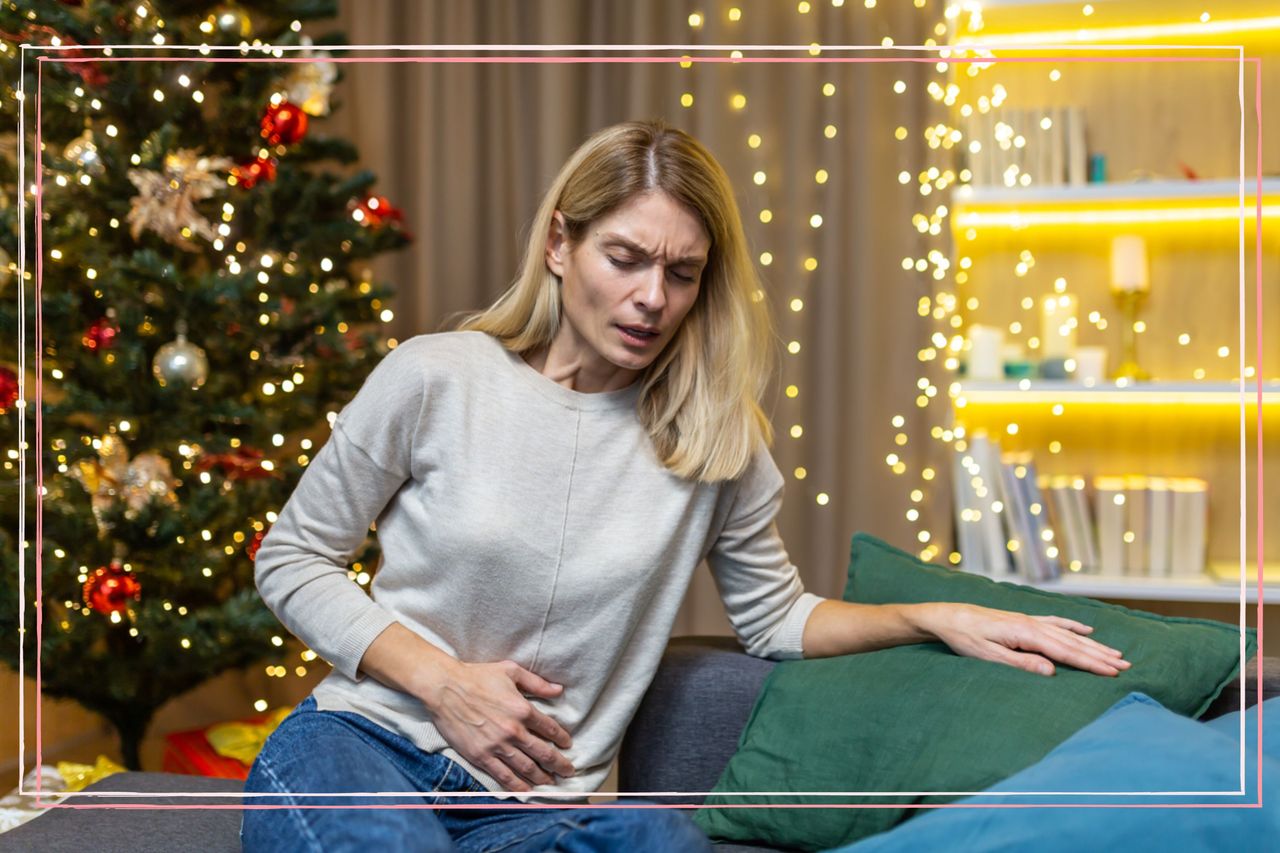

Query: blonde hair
[456,119,776,483]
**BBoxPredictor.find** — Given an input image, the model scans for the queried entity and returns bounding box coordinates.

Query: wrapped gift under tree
[162,707,290,780]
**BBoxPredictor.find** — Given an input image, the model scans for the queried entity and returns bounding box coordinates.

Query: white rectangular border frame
[12,40,1263,803]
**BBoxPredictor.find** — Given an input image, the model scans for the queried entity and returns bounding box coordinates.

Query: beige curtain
[330,0,947,641]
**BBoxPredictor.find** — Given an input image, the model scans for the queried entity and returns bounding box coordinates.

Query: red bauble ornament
[260,101,308,146]
[70,56,110,88]
[82,317,119,352]
[231,155,277,189]
[350,194,404,229]
[194,446,274,481]
[0,366,18,412]
[246,529,267,561]
[82,562,142,615]
[3,25,108,86]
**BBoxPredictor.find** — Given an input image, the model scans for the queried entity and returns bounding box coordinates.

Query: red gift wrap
[161,711,279,780]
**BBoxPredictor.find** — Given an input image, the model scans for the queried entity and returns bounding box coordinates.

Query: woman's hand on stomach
[424,658,577,792]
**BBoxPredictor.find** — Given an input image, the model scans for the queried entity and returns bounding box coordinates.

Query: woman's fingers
[1032,615,1128,659]
[431,660,579,792]
[507,661,566,700]
[942,606,1132,678]
[986,642,1056,676]
[1029,627,1128,676]
[527,708,574,752]
[499,745,555,787]
[516,730,576,779]
[1033,614,1093,635]
[479,754,532,792]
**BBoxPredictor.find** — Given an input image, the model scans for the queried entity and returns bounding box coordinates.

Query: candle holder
[1111,289,1150,381]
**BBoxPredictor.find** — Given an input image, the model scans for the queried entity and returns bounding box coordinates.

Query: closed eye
[610,256,697,283]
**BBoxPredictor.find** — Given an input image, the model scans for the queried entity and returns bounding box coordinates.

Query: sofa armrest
[1201,655,1279,720]
[617,636,776,806]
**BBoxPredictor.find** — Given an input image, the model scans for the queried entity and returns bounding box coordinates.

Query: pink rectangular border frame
[12,44,1266,815]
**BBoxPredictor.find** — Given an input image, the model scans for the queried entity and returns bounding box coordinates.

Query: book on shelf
[952,440,987,575]
[1093,476,1127,578]
[1008,109,1031,186]
[1054,471,1105,571]
[969,432,1015,577]
[1124,475,1149,577]
[1072,476,1100,573]
[965,109,995,187]
[996,452,1039,581]
[1043,475,1085,572]
[1064,105,1087,186]
[1169,478,1209,578]
[1047,106,1066,188]
[1029,109,1051,187]
[1019,457,1062,581]
[1147,477,1173,577]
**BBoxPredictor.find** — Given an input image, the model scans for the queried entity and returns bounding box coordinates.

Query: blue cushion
[831,694,1279,852]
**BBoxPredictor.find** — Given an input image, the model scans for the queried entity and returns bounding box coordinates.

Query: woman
[241,120,1129,852]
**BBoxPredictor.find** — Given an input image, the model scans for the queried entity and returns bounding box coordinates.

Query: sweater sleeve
[252,340,426,682]
[706,444,826,661]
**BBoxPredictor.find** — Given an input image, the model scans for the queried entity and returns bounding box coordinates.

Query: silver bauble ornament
[64,130,105,177]
[206,5,252,37]
[152,333,209,389]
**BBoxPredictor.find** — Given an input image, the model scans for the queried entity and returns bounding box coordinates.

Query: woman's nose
[634,268,667,311]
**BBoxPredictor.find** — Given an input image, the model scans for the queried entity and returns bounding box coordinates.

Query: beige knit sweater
[253,330,825,802]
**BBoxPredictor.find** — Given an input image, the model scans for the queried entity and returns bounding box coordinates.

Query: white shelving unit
[954,178,1280,206]
[954,380,1280,405]
[943,3,1280,610]
[1021,571,1277,604]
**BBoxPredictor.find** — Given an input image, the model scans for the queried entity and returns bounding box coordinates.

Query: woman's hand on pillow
[922,602,1132,677]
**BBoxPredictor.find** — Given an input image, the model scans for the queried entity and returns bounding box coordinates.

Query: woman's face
[546,190,710,375]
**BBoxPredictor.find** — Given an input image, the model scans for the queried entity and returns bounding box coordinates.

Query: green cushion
[693,532,1256,852]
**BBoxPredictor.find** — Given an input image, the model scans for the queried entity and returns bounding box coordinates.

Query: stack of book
[951,432,1063,582]
[963,105,1088,188]
[952,433,1210,581]
[1086,475,1209,578]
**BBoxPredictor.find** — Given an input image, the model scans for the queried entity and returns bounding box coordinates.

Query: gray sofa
[3,636,1275,853]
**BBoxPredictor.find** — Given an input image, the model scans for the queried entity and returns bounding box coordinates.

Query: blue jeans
[240,695,713,852]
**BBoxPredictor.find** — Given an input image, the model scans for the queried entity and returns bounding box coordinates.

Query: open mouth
[617,325,659,345]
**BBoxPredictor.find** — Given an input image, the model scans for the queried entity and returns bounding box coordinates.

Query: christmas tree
[0,0,410,770]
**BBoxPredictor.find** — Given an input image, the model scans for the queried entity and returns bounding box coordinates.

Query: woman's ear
[545,211,567,277]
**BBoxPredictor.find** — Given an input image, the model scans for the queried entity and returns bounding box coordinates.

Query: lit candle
[1040,293,1078,358]
[1110,235,1149,293]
